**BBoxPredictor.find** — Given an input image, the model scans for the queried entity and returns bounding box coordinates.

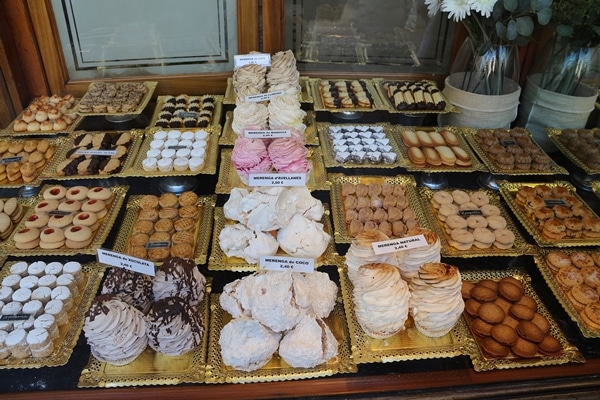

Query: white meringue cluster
[84,257,207,365]
[219,186,330,263]
[218,270,338,371]
[345,229,463,339]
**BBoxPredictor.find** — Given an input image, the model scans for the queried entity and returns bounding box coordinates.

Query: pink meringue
[268,138,311,174]
[231,136,272,183]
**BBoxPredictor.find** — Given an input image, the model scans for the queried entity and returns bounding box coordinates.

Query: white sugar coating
[181,131,195,141]
[175,148,191,158]
[31,286,52,303]
[22,300,44,318]
[192,139,207,149]
[164,139,179,148]
[157,158,173,172]
[0,286,13,302]
[142,157,158,171]
[0,320,13,332]
[51,287,73,311]
[5,328,27,347]
[27,328,50,346]
[34,314,56,330]
[56,273,75,288]
[173,157,189,171]
[146,149,161,158]
[178,139,193,148]
[13,317,34,331]
[190,148,206,159]
[188,157,204,172]
[2,301,23,315]
[44,262,63,276]
[27,261,47,277]
[9,262,29,276]
[2,274,21,289]
[195,130,208,141]
[154,130,168,140]
[19,275,39,290]
[38,275,57,288]
[161,148,176,159]
[62,262,82,277]
[167,130,181,140]
[150,139,164,150]
[44,299,64,315]
[0,330,9,346]
[12,288,31,303]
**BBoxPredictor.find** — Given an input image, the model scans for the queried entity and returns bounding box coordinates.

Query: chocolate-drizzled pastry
[101,267,153,314]
[87,158,101,174]
[74,133,94,147]
[63,156,85,175]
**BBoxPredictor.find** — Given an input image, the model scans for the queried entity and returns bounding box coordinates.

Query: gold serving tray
[208,205,338,272]
[418,187,536,258]
[547,128,600,175]
[534,249,600,338]
[328,173,429,244]
[1,184,128,256]
[78,278,212,387]
[338,265,471,364]
[112,194,215,265]
[219,110,319,146]
[593,180,600,200]
[462,127,568,176]
[215,147,329,194]
[223,76,314,104]
[124,126,219,177]
[41,130,144,180]
[0,260,105,369]
[0,196,37,247]
[205,292,356,383]
[309,78,387,112]
[148,95,223,128]
[317,122,404,169]
[0,136,67,189]
[392,126,487,172]
[461,268,584,372]
[498,180,600,247]
[74,81,157,116]
[1,101,83,137]
[372,78,456,115]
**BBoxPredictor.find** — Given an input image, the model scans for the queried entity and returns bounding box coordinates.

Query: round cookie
[477,279,499,292]
[516,320,545,343]
[509,303,535,321]
[538,334,562,356]
[451,189,470,205]
[571,252,595,269]
[556,266,584,288]
[472,227,495,249]
[42,185,66,201]
[57,199,81,213]
[530,312,551,334]
[72,212,98,229]
[471,318,494,337]
[431,191,453,208]
[493,229,515,250]
[449,228,474,250]
[158,192,178,208]
[139,195,159,210]
[64,225,93,249]
[511,337,538,358]
[481,337,510,358]
[39,227,65,243]
[478,302,505,324]
[546,251,572,272]
[178,191,198,206]
[498,281,524,302]
[487,215,507,230]
[470,191,490,207]
[461,281,476,299]
[47,214,74,229]
[516,295,538,312]
[24,213,49,229]
[65,186,89,201]
[464,298,482,317]
[491,323,519,346]
[470,285,497,302]
[467,215,488,229]
[34,200,59,213]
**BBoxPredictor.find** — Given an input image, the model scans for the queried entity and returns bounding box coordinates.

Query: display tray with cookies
[547,128,600,175]
[0,259,104,369]
[125,126,219,177]
[0,197,36,245]
[338,265,471,364]
[41,130,143,180]
[534,249,600,338]
[208,203,338,272]
[498,180,600,247]
[309,78,387,112]
[223,76,314,104]
[219,110,319,146]
[73,81,157,116]
[1,94,83,136]
[0,136,66,188]
[149,94,223,130]
[1,184,127,256]
[111,193,215,266]
[394,126,487,172]
[215,147,328,194]
[206,289,356,383]
[418,187,535,258]
[372,78,455,115]
[328,173,429,244]
[78,278,212,387]
[316,122,403,168]
[462,127,568,175]
[461,268,583,372]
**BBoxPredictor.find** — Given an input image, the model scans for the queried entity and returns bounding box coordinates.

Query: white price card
[372,234,428,255]
[97,248,155,277]
[76,149,117,157]
[234,53,271,68]
[244,129,291,139]
[248,173,306,187]
[244,90,284,103]
[259,256,314,273]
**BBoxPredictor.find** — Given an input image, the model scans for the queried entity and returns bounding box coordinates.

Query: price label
[176,111,199,119]
[167,145,187,150]
[248,173,306,187]
[0,156,23,164]
[459,209,483,217]
[259,256,314,273]
[97,248,155,277]
[234,53,271,68]
[244,129,291,139]
[544,198,568,207]
[145,241,171,249]
[76,149,117,157]
[47,210,72,216]
[372,234,428,255]
[0,314,32,322]
[245,90,284,103]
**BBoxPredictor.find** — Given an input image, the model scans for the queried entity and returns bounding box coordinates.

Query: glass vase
[450,37,520,96]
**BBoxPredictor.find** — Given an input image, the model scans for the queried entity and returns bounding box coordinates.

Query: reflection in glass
[285,0,455,74]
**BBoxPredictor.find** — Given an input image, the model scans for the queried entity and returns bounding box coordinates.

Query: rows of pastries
[0,55,599,392]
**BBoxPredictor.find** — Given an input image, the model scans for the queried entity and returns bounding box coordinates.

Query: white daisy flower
[441,0,472,22]
[469,0,497,18]
[424,0,443,17]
